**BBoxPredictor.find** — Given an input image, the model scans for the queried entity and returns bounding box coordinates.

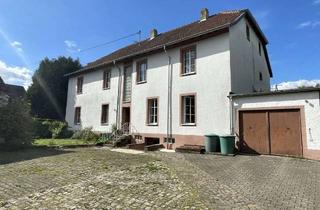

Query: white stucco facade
[65,15,271,148]
[232,91,320,158]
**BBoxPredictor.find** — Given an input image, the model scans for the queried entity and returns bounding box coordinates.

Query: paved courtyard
[0,147,319,209]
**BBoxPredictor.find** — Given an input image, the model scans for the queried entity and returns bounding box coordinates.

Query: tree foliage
[27,57,81,120]
[0,99,33,147]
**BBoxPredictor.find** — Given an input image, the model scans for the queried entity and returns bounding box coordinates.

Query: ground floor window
[181,94,196,125]
[101,104,109,125]
[74,107,81,125]
[147,98,158,125]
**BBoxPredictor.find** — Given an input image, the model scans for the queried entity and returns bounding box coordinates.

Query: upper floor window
[74,107,81,125]
[77,76,83,94]
[181,94,196,125]
[258,42,262,56]
[103,70,111,89]
[101,104,109,125]
[147,98,158,125]
[181,46,196,75]
[136,59,147,84]
[246,25,250,41]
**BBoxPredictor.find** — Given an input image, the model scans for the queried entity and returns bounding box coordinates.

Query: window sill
[74,123,81,125]
[147,123,158,126]
[137,81,147,85]
[181,123,196,126]
[181,72,196,77]
[77,92,83,95]
[101,123,109,126]
[103,87,110,90]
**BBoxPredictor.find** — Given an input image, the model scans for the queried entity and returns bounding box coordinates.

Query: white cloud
[64,40,80,53]
[313,0,320,5]
[0,60,32,89]
[272,80,320,90]
[297,21,320,29]
[10,41,23,53]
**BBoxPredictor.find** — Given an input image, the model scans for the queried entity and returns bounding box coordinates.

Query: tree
[27,57,81,120]
[0,99,33,147]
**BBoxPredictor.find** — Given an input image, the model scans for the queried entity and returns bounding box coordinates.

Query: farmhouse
[65,8,320,159]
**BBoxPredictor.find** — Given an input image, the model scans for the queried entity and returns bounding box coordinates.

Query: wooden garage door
[239,111,270,154]
[239,109,303,157]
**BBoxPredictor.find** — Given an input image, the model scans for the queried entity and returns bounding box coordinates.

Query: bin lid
[220,135,235,138]
[204,134,219,137]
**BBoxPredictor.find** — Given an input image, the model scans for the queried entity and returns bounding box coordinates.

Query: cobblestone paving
[0,148,208,209]
[154,152,320,210]
[1,147,320,209]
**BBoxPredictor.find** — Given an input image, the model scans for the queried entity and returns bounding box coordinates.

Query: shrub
[32,118,73,139]
[71,127,99,142]
[0,99,33,147]
[32,118,51,138]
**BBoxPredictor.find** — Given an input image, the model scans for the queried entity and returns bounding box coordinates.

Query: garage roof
[230,87,320,98]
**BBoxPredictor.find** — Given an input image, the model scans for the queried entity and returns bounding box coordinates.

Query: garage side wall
[233,92,320,159]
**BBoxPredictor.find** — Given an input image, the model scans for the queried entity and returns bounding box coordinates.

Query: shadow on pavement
[0,146,73,165]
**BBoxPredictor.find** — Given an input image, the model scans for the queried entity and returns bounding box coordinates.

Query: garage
[239,109,303,157]
[231,88,320,160]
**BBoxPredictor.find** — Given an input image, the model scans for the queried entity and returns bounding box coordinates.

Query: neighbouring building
[65,8,272,148]
[0,76,26,107]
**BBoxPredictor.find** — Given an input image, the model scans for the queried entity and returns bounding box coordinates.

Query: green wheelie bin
[219,135,235,155]
[204,134,220,152]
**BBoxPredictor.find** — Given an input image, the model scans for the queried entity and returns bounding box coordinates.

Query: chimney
[150,28,158,40]
[200,8,209,22]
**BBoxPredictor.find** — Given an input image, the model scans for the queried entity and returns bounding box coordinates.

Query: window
[136,60,147,83]
[258,42,262,56]
[147,98,158,125]
[101,104,109,125]
[77,76,83,94]
[74,107,81,125]
[181,95,196,125]
[246,25,250,41]
[259,72,263,81]
[181,46,196,75]
[103,70,111,89]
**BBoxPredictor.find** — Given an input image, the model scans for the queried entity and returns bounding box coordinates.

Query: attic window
[246,25,250,41]
[259,72,263,81]
[258,42,262,56]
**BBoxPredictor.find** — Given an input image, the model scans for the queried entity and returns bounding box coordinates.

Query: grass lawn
[33,139,95,146]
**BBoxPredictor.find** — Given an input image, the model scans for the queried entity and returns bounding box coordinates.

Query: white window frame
[147,98,158,125]
[181,95,196,125]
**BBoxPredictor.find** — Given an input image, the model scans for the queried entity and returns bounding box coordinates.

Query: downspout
[228,94,234,135]
[164,45,173,149]
[113,60,122,130]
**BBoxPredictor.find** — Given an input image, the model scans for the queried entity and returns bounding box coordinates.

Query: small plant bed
[33,139,96,147]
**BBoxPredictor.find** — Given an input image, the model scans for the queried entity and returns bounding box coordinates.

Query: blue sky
[0,0,319,89]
